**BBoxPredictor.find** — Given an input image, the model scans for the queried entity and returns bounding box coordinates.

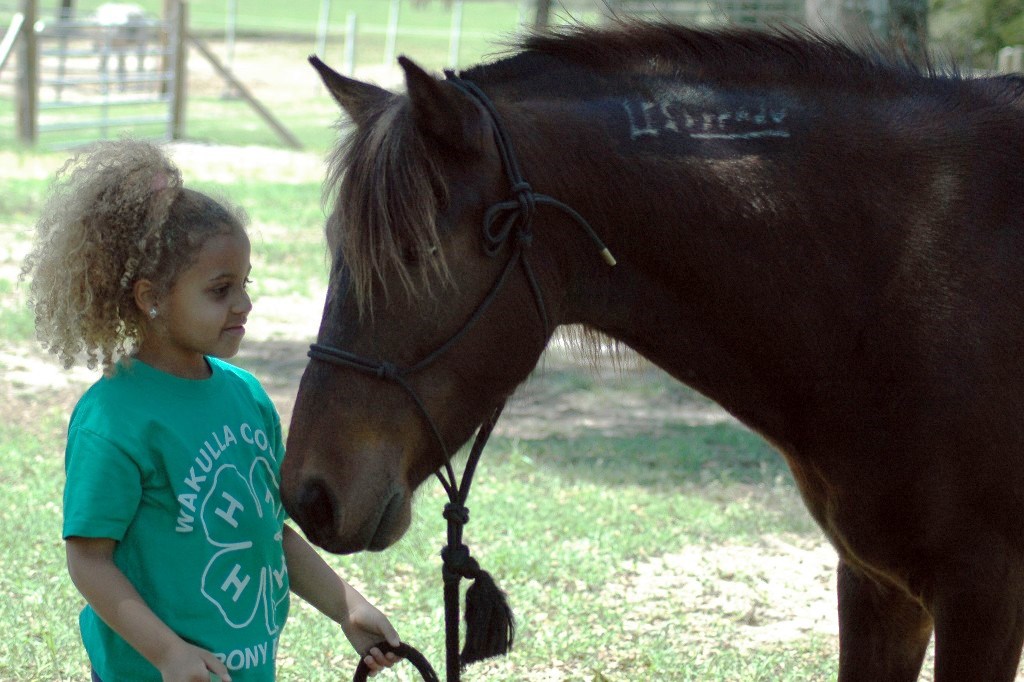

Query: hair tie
[151,171,169,192]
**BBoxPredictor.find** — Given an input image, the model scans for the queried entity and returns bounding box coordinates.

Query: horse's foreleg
[931,557,1024,681]
[836,560,932,682]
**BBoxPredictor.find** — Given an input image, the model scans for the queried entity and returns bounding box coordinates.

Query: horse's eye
[402,244,439,265]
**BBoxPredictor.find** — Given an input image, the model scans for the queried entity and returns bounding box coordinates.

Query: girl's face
[138,227,253,379]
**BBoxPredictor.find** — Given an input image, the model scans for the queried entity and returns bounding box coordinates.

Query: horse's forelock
[324,96,451,313]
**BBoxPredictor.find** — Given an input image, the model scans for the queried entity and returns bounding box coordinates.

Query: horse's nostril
[295,479,338,544]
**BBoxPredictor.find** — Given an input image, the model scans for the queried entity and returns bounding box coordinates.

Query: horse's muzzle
[284,476,410,554]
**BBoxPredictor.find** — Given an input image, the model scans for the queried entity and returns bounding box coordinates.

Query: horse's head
[282,57,569,553]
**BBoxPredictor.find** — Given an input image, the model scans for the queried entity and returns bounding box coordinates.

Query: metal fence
[3,0,186,149]
[1,0,926,150]
[612,0,805,26]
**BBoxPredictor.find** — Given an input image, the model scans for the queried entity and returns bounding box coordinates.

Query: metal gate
[18,1,185,149]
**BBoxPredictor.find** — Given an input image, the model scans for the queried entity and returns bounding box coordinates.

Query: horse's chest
[781,447,928,592]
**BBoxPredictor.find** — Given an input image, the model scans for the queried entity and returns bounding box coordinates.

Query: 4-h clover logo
[199,458,288,635]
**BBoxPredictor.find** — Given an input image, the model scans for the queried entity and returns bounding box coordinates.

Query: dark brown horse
[282,22,1024,681]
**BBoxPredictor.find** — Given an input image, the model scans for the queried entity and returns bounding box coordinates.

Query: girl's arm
[65,537,232,682]
[282,524,401,674]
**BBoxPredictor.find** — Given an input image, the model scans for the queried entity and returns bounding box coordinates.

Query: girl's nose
[235,289,253,314]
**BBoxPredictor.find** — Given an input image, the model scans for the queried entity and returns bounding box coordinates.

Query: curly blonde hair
[21,139,247,373]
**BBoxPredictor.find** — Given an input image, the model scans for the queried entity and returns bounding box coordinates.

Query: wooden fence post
[315,0,330,57]
[16,0,37,145]
[448,0,464,68]
[343,12,357,76]
[998,46,1024,74]
[170,0,187,139]
[0,12,26,76]
[384,0,400,67]
[188,34,302,149]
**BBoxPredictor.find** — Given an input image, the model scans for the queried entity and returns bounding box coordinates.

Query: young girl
[22,139,401,681]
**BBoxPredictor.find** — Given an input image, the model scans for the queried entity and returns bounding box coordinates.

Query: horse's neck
[517,77,900,439]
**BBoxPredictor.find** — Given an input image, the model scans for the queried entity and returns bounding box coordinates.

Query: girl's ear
[133,279,157,317]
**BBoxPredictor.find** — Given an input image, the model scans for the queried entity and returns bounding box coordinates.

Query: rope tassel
[441,542,516,668]
[462,566,515,664]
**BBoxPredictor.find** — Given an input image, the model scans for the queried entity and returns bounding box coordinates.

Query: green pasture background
[1,0,1017,150]
[0,140,844,680]
[0,0,562,150]
[2,2,1021,678]
[0,1,914,679]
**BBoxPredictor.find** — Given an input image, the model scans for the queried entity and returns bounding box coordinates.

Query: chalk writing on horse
[623,92,791,140]
[282,21,1024,681]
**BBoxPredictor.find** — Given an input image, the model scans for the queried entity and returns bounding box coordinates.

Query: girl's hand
[342,599,402,676]
[65,537,231,682]
[279,525,401,676]
[158,641,232,682]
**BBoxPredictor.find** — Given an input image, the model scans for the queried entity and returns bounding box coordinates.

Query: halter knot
[511,181,536,217]
[511,180,532,196]
[443,502,470,525]
[375,361,399,380]
[441,543,481,581]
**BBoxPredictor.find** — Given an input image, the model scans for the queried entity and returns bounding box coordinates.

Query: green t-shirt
[63,357,290,681]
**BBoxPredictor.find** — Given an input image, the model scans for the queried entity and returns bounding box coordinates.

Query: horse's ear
[399,56,487,154]
[309,55,390,127]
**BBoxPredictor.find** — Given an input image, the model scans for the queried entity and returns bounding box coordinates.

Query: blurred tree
[890,0,928,63]
[931,0,1024,67]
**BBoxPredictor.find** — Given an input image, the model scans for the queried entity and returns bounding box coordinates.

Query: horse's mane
[326,21,970,313]
[325,91,451,312]
[466,21,948,93]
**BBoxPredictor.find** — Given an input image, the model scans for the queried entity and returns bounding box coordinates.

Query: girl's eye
[211,277,251,298]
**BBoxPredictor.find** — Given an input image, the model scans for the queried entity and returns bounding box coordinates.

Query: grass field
[0,141,854,680]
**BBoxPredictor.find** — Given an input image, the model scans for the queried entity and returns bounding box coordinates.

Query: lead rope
[334,73,616,681]
[440,404,509,680]
[352,643,439,682]
[349,405,507,682]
